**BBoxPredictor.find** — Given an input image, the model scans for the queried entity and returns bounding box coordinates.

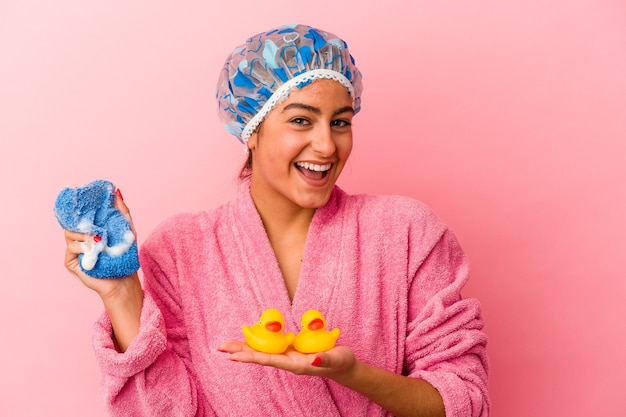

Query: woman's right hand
[63,190,144,352]
[63,229,135,296]
[63,190,136,294]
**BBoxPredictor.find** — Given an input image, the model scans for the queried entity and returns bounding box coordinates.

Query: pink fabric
[93,183,489,416]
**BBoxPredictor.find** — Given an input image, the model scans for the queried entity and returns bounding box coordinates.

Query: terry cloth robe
[93,183,490,417]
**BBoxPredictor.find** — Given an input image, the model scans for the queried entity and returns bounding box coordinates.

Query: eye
[290,117,310,126]
[331,119,352,128]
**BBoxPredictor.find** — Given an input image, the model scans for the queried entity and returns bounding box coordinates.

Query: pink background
[1,1,624,415]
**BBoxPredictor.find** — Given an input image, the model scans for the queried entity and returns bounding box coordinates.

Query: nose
[311,125,336,157]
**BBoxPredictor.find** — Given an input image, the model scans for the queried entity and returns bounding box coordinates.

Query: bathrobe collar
[233,180,346,328]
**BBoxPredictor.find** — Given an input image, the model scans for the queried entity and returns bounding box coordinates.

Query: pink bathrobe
[93,183,489,416]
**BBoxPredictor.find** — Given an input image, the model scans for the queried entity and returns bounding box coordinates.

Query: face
[248,79,354,212]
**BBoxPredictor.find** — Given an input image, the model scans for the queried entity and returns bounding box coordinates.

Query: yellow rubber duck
[242,308,295,354]
[293,309,340,353]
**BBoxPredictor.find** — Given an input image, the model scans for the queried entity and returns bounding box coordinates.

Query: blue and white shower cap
[216,23,363,144]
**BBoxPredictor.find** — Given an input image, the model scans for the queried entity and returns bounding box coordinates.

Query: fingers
[230,349,302,370]
[114,188,138,239]
[220,343,356,379]
[64,231,88,268]
[217,340,249,353]
[65,229,88,245]
[64,230,85,264]
[114,189,130,217]
[66,238,86,255]
[311,355,324,367]
[220,342,322,375]
[63,230,97,282]
[65,230,100,258]
[63,240,89,286]
[217,341,277,364]
[309,346,355,371]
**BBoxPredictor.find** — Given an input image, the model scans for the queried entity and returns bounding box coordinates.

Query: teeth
[296,162,331,172]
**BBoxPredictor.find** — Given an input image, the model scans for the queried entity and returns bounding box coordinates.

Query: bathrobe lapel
[234,184,345,328]
[231,184,345,416]
[291,186,345,320]
[233,185,293,317]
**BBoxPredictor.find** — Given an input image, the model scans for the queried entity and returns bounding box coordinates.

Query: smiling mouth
[295,162,332,180]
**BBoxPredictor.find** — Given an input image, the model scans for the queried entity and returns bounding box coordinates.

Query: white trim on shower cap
[241,69,356,143]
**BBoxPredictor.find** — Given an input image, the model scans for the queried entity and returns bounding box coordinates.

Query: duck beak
[266,321,282,332]
[308,318,324,330]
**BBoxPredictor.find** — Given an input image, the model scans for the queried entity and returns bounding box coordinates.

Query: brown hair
[239,151,252,181]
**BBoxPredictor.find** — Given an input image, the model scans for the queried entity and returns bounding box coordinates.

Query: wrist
[98,273,143,306]
[98,274,144,352]
[327,356,363,387]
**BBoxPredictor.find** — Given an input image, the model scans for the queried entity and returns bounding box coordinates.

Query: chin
[295,190,334,209]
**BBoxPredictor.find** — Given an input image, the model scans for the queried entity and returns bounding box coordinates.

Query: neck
[250,185,316,240]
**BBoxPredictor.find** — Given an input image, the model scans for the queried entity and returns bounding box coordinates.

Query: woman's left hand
[217,340,356,378]
[219,340,445,417]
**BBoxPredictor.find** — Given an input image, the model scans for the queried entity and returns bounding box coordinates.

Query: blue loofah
[54,180,140,278]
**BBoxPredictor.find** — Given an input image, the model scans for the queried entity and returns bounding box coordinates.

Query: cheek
[272,134,305,160]
[257,138,297,172]
[338,135,353,160]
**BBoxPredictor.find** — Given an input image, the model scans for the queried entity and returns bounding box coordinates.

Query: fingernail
[93,235,102,243]
[311,357,322,367]
[217,348,227,353]
[116,189,124,201]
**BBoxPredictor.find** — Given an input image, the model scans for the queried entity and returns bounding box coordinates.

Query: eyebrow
[282,102,354,116]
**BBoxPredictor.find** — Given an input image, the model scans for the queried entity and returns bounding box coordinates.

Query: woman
[64,24,489,416]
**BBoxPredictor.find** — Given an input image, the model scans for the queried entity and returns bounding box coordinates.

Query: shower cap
[216,23,363,144]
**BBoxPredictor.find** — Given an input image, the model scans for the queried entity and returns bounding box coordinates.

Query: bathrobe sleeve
[404,228,490,417]
[92,224,212,417]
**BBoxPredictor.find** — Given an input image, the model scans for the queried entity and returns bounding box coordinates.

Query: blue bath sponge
[54,180,140,278]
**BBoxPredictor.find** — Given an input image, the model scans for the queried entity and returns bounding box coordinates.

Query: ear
[247,131,258,151]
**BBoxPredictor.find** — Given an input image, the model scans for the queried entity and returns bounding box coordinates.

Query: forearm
[93,293,206,416]
[99,273,144,352]
[331,360,445,417]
